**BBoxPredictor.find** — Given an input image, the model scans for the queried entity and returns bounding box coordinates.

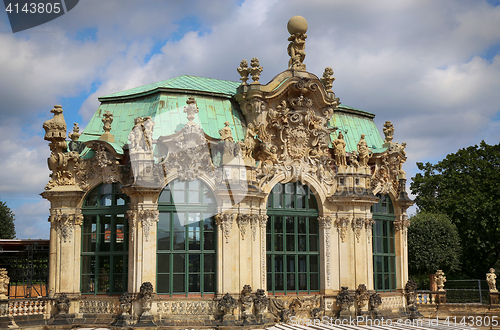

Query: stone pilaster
[318,215,333,294]
[121,186,160,293]
[41,188,85,299]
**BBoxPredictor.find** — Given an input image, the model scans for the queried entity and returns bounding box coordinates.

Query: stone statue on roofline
[287,16,308,71]
[357,134,372,167]
[219,121,235,157]
[383,121,394,144]
[487,268,498,293]
[333,132,347,166]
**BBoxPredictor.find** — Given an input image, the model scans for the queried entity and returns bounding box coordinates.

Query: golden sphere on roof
[287,16,308,35]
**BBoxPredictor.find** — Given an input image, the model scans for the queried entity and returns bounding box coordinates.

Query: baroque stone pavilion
[40,16,412,326]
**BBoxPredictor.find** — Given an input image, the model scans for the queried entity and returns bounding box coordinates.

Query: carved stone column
[121,186,160,294]
[41,189,85,299]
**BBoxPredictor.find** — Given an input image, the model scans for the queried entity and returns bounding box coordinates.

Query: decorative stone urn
[56,293,70,315]
[355,284,369,315]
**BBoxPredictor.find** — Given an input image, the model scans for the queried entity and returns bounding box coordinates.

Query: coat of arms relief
[237,76,340,193]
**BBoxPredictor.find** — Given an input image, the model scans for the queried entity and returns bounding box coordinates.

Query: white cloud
[12,199,50,239]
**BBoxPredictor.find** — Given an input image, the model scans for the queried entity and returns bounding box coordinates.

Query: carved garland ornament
[126,209,159,243]
[335,217,349,243]
[352,217,365,243]
[365,217,375,244]
[215,213,235,243]
[236,214,250,239]
[49,211,83,243]
[318,216,332,287]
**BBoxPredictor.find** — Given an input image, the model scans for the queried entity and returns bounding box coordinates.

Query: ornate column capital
[318,216,333,229]
[49,210,83,243]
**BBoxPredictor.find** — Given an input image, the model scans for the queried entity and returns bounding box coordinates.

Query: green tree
[0,199,16,239]
[408,212,461,277]
[411,141,500,278]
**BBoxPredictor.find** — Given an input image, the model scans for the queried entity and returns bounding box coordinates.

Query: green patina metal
[332,105,386,154]
[80,76,385,156]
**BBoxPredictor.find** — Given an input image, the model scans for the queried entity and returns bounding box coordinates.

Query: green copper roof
[80,92,246,152]
[81,75,385,156]
[99,76,241,101]
[332,105,385,153]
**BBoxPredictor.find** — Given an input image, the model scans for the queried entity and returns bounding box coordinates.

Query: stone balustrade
[416,291,447,305]
[8,298,50,316]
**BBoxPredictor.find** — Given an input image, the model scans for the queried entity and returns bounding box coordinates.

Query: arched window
[157,179,216,296]
[81,183,129,295]
[372,194,396,292]
[266,181,319,294]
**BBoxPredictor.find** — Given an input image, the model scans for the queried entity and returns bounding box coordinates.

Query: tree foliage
[410,141,500,278]
[0,199,16,239]
[408,212,461,276]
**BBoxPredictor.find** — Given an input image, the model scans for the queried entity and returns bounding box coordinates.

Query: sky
[0,0,499,239]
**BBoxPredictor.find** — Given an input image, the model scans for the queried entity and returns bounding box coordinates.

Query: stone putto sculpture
[287,16,308,71]
[333,132,347,166]
[100,110,115,142]
[487,268,498,292]
[240,285,254,318]
[0,269,9,299]
[357,134,371,167]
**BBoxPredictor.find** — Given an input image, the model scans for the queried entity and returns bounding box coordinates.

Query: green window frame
[81,183,129,295]
[372,194,396,292]
[157,179,216,296]
[266,181,320,294]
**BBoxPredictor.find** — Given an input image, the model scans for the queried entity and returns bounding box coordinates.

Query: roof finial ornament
[250,57,263,84]
[237,59,250,85]
[287,16,308,71]
[69,123,81,141]
[99,110,115,142]
[321,67,335,92]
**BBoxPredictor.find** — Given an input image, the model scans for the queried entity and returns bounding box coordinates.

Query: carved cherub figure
[487,268,498,292]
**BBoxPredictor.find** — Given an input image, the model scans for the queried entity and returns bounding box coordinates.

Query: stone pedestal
[490,292,499,305]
